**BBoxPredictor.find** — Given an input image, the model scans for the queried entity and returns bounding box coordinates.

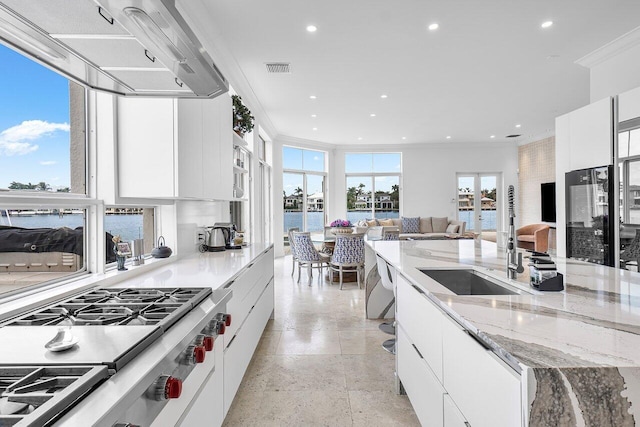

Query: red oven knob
[154,375,182,400]
[194,345,206,363]
[216,313,231,326]
[203,336,214,351]
[217,321,226,335]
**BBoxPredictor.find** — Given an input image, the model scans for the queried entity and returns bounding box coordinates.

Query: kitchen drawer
[396,273,443,381]
[223,278,274,415]
[397,325,444,426]
[441,316,521,427]
[224,249,274,346]
[443,394,469,427]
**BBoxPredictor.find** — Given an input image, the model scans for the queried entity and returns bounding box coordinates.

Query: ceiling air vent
[265,62,291,73]
[505,134,522,138]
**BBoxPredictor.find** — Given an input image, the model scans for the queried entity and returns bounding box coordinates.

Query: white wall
[591,43,640,103]
[272,140,518,257]
[175,200,229,256]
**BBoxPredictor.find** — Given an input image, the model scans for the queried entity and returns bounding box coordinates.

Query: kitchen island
[369,238,640,427]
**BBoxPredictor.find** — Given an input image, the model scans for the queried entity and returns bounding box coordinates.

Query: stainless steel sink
[419,269,519,295]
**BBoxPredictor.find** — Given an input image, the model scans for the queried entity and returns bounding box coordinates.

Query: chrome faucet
[506,185,524,279]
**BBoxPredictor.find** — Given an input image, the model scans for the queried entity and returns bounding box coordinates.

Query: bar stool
[376,254,396,354]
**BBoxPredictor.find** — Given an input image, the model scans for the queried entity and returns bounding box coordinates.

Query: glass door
[457,173,500,236]
[305,174,325,242]
[283,172,304,247]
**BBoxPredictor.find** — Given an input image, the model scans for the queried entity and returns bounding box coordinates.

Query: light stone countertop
[369,238,640,370]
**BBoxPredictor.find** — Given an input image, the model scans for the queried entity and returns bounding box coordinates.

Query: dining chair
[621,228,640,270]
[287,227,300,278]
[330,233,365,290]
[293,232,330,285]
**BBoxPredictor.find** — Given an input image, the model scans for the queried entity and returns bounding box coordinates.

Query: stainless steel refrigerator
[565,165,615,266]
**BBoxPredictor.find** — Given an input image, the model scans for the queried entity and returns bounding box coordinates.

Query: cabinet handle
[411,284,425,295]
[464,422,471,427]
[224,280,235,289]
[144,49,156,62]
[412,343,424,359]
[226,334,237,348]
[98,7,114,25]
[464,330,492,351]
[247,262,254,269]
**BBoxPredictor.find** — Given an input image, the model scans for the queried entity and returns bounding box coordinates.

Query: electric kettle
[207,226,229,252]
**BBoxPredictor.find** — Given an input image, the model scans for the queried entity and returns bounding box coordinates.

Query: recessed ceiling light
[490,135,496,139]
[370,113,376,117]
[515,124,521,128]
[381,94,388,99]
[309,95,316,99]
[312,127,317,131]
[306,25,317,32]
[311,114,316,118]
[358,137,363,140]
[541,21,553,29]
[446,136,451,139]
[428,23,439,31]
[402,137,406,140]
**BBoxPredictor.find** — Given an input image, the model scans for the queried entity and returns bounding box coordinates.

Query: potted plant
[232,94,254,137]
[330,219,353,235]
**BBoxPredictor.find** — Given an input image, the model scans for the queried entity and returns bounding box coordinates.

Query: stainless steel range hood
[0,0,228,98]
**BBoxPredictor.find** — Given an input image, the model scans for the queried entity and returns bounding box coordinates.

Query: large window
[104,207,155,266]
[0,43,87,296]
[345,153,401,223]
[283,146,326,244]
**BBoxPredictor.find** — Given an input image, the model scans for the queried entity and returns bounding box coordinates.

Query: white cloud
[313,156,319,161]
[40,160,57,165]
[0,120,70,156]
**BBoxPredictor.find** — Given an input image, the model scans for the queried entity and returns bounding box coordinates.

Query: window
[345,152,401,223]
[619,127,640,225]
[282,146,326,245]
[104,207,155,266]
[0,43,89,296]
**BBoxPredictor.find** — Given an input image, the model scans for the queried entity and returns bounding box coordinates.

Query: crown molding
[576,26,640,68]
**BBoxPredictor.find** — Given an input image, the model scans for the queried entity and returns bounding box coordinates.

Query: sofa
[354,216,466,240]
[516,224,550,253]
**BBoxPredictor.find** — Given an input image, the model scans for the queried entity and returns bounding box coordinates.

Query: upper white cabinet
[117,95,232,200]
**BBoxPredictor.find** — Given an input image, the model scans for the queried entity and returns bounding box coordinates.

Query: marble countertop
[369,238,640,371]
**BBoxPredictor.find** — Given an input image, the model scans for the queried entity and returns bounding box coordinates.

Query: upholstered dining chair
[288,227,300,278]
[330,233,365,290]
[293,232,330,285]
[621,228,640,270]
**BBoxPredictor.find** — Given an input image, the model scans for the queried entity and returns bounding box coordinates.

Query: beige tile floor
[223,255,420,427]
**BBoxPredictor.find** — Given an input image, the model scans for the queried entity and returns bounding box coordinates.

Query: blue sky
[0,44,71,190]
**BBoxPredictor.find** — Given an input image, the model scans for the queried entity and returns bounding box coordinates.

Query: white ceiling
[188,0,640,146]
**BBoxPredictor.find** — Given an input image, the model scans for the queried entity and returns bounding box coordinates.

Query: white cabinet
[397,325,444,426]
[117,95,233,200]
[222,247,275,416]
[441,315,521,427]
[117,97,177,198]
[396,273,443,381]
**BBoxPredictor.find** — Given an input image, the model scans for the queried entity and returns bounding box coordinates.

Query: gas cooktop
[0,365,108,426]
[2,288,211,329]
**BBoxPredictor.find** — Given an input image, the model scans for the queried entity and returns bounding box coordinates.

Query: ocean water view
[0,213,144,243]
[284,210,497,235]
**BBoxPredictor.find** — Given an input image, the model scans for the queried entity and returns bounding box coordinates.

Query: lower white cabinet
[441,312,521,427]
[443,394,468,427]
[396,271,522,427]
[397,325,444,426]
[223,278,274,415]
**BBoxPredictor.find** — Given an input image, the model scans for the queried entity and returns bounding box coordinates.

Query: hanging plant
[232,94,255,137]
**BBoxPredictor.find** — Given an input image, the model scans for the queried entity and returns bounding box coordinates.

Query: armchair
[516,224,550,253]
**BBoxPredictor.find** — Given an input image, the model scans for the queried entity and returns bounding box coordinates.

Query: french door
[283,172,326,243]
[456,173,501,236]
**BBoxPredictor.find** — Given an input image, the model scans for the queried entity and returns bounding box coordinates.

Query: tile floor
[223,255,420,427]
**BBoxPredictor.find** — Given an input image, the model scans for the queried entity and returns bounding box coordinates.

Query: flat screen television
[541,182,556,223]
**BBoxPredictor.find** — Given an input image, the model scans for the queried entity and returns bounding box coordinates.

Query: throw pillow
[446,224,460,233]
[366,219,379,227]
[402,216,420,233]
[356,220,369,227]
[378,219,394,226]
[419,217,433,233]
[432,217,449,233]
